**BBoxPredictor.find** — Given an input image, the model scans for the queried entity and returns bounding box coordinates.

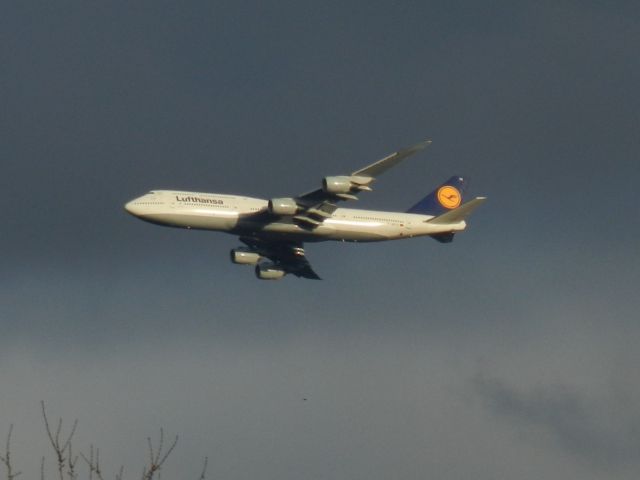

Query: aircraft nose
[124,199,142,216]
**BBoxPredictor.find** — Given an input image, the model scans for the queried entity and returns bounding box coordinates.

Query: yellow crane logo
[437,185,461,209]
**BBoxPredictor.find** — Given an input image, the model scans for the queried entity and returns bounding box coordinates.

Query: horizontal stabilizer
[427,197,487,224]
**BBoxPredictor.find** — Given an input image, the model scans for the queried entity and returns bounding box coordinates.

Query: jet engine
[268,198,299,215]
[230,248,261,265]
[255,262,286,280]
[322,175,373,196]
[322,176,352,194]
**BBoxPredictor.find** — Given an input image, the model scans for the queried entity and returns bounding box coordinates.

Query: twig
[197,457,208,480]
[0,424,22,479]
[41,402,78,480]
[79,446,105,480]
[66,443,78,480]
[141,429,178,480]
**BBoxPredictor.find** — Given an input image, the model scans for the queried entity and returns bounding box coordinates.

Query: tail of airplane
[407,176,486,243]
[406,176,467,216]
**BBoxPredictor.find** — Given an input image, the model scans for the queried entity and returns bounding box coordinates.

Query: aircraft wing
[292,139,431,228]
[350,139,433,177]
[240,237,321,280]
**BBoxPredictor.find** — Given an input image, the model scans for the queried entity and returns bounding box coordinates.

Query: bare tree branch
[66,443,78,480]
[10,406,192,480]
[80,445,105,480]
[197,457,208,480]
[141,429,178,480]
[0,424,22,480]
[41,401,78,480]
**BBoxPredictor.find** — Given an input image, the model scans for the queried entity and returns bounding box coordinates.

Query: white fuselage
[124,190,466,242]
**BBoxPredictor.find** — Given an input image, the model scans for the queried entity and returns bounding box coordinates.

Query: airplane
[124,139,486,280]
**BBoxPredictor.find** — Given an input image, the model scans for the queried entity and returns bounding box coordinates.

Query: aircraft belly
[325,222,397,242]
[233,220,335,242]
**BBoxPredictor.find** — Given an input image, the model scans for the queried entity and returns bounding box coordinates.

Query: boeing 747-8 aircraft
[125,140,485,280]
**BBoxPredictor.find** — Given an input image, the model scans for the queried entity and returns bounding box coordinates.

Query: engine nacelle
[230,248,261,265]
[255,262,286,280]
[322,176,353,194]
[268,197,299,215]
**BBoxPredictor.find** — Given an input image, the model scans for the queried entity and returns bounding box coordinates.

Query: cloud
[473,374,640,470]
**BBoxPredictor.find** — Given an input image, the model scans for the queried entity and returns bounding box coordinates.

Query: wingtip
[403,139,432,153]
[414,139,432,150]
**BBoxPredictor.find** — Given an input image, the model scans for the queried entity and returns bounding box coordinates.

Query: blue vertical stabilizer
[406,176,467,216]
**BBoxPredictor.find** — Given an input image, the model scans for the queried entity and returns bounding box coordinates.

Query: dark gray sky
[2,2,639,479]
